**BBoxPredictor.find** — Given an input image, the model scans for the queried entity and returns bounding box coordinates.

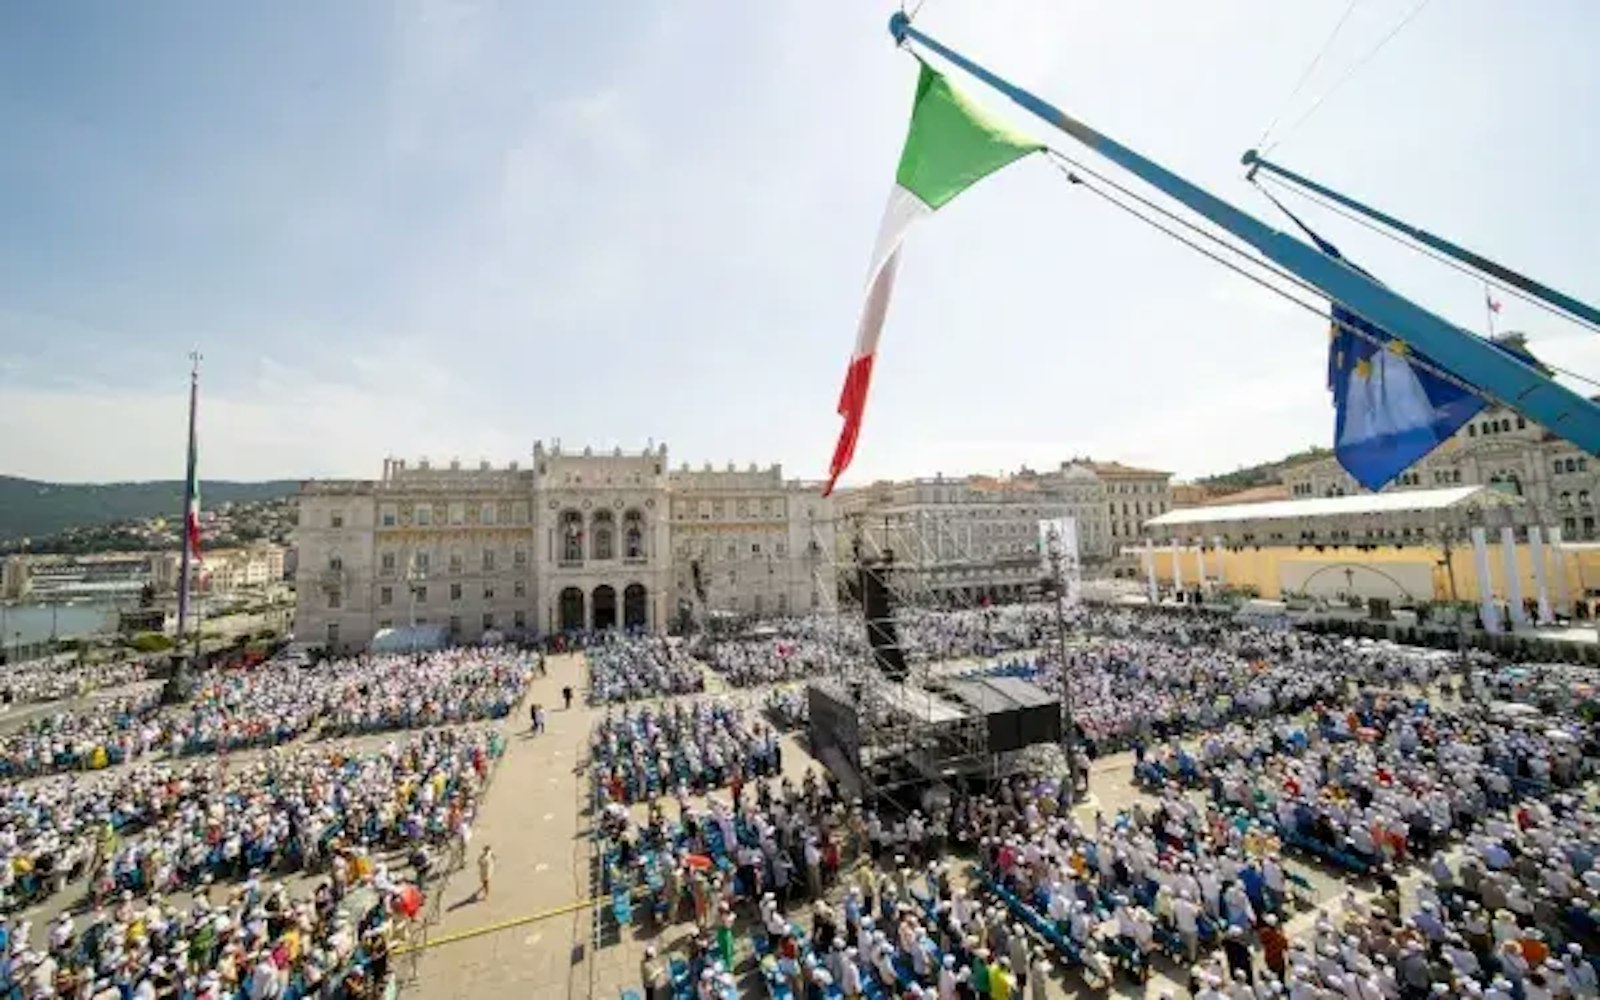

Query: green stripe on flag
[894,61,1043,210]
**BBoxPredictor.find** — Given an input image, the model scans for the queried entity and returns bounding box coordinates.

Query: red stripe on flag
[822,353,875,497]
[187,510,203,563]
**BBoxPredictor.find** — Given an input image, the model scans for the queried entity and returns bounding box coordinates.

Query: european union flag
[1308,232,1488,491]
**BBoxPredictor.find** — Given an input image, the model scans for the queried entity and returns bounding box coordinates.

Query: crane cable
[1254,0,1362,151]
[1252,171,1600,342]
[1041,149,1540,410]
[1262,0,1434,155]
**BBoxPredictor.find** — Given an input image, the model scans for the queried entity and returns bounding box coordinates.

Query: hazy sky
[2,1,1597,485]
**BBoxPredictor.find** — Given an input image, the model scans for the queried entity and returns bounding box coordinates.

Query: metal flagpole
[1243,151,1600,332]
[884,13,1600,456]
[167,352,201,702]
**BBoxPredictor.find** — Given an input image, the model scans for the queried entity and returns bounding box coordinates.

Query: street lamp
[1044,524,1081,806]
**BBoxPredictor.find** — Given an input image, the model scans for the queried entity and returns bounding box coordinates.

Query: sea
[0,601,121,646]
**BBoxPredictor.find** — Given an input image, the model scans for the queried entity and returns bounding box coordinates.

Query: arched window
[591,510,615,561]
[1581,490,1592,507]
[560,510,584,563]
[623,509,646,560]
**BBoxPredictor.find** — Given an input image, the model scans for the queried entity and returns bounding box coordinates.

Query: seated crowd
[0,649,533,781]
[589,638,705,705]
[592,701,780,806]
[0,659,152,708]
[2,838,411,999]
[0,726,502,913]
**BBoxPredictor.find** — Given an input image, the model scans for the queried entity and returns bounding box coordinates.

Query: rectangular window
[514,548,527,568]
[326,623,340,646]
[753,594,764,615]
[381,552,396,573]
[482,612,495,629]
[380,586,393,606]
[449,502,465,526]
[483,585,495,600]
[416,506,431,526]
[450,583,463,601]
[327,591,341,609]
[481,503,495,525]
[513,579,526,598]
[752,543,761,555]
[449,553,463,574]
[777,593,788,613]
[775,543,786,557]
[737,500,748,517]
[514,610,526,629]
[414,552,430,572]
[449,615,462,635]
[328,556,343,572]
[482,549,495,572]
[380,506,397,527]
[415,584,428,603]
[378,618,393,630]
[330,512,344,529]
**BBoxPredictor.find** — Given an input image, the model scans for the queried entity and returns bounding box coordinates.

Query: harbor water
[0,601,120,646]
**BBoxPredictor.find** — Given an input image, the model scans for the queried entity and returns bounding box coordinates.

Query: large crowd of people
[0,659,152,708]
[0,639,544,998]
[586,604,1599,1000]
[0,649,533,781]
[588,637,705,704]
[3,838,409,998]
[591,700,781,805]
[0,724,503,914]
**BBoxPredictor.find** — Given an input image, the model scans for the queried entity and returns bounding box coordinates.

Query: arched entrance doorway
[592,585,618,630]
[558,587,585,632]
[623,583,648,629]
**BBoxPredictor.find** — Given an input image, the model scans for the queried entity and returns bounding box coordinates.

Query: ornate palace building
[293,442,833,651]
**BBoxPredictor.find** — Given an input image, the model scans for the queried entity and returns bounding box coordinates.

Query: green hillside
[1197,446,1330,492]
[0,476,298,542]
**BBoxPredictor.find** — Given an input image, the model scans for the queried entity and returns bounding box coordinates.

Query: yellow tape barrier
[394,895,605,955]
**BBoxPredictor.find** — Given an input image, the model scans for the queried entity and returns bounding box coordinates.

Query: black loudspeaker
[860,556,907,682]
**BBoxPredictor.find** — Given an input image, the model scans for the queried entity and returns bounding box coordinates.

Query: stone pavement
[405,651,600,1000]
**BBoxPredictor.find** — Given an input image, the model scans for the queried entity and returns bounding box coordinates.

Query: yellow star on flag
[1354,357,1373,380]
[1386,339,1409,357]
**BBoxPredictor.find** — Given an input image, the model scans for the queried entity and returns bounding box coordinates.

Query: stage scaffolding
[802,509,1044,804]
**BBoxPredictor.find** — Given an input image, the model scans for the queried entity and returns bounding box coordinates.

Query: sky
[1,0,1597,486]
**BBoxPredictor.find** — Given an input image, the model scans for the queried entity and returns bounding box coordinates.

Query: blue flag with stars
[1258,188,1536,492]
[1326,292,1486,491]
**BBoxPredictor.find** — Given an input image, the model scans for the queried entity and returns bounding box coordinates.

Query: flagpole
[1243,151,1600,332]
[884,13,1600,457]
[169,352,201,701]
[1485,283,1498,339]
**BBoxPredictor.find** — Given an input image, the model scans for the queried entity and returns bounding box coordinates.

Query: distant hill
[0,477,299,542]
[1197,446,1331,493]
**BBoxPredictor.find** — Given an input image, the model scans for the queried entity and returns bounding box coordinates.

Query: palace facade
[293,442,833,651]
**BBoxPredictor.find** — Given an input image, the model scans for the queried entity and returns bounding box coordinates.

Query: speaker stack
[859,549,908,682]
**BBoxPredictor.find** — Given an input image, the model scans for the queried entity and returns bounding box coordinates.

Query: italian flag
[822,61,1042,496]
[185,439,203,564]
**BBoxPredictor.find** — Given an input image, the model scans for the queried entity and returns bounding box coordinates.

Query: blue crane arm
[1242,150,1600,332]
[888,12,1600,455]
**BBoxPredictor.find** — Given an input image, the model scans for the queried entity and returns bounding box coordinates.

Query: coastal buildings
[292,443,833,651]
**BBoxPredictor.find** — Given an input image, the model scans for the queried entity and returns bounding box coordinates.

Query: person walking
[562,686,574,710]
[477,845,496,901]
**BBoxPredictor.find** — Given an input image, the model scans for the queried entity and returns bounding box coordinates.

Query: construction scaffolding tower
[803,509,1046,806]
